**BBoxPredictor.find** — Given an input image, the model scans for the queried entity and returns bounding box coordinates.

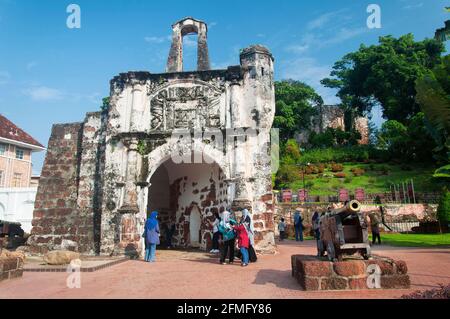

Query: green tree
[274,80,323,141]
[282,139,301,164]
[416,55,450,163]
[377,120,409,160]
[321,34,445,124]
[437,188,450,225]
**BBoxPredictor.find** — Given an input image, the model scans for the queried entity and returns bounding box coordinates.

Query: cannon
[318,200,371,261]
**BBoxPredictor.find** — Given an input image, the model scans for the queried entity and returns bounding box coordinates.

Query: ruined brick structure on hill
[296,105,370,145]
[28,17,276,256]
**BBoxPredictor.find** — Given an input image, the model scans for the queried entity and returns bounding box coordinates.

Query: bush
[378,165,390,175]
[344,176,353,184]
[334,172,347,178]
[351,167,365,176]
[317,164,325,173]
[331,164,344,172]
[299,146,372,164]
[437,188,450,223]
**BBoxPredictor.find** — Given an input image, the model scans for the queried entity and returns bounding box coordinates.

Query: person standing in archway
[209,212,221,253]
[143,211,160,262]
[219,211,236,265]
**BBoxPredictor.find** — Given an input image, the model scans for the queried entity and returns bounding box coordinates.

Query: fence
[274,190,441,205]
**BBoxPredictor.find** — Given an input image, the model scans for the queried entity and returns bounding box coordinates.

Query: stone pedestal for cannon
[291,254,410,291]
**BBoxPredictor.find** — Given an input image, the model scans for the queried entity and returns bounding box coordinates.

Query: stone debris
[43,250,81,265]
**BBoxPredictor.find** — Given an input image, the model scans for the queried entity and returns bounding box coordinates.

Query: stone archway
[145,148,229,251]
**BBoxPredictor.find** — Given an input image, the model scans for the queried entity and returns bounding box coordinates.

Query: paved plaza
[1,240,449,299]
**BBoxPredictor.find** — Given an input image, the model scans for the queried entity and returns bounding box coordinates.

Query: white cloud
[285,44,310,54]
[22,85,101,104]
[285,8,367,55]
[23,86,64,101]
[144,35,171,44]
[183,34,198,47]
[307,9,349,30]
[26,61,37,70]
[0,71,10,85]
[403,2,423,9]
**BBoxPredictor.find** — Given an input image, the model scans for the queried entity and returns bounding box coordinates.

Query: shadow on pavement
[252,269,299,289]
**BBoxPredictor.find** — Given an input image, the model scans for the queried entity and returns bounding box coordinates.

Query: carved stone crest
[150,84,223,130]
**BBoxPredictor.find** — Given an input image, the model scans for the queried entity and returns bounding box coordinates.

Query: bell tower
[166,17,211,72]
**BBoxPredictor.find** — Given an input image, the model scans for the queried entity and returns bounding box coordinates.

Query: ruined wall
[28,123,88,254]
[166,162,228,249]
[29,19,277,256]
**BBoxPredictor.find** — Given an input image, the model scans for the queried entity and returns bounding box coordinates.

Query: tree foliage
[309,127,362,148]
[274,80,323,141]
[321,34,445,124]
[416,54,450,163]
[377,113,437,162]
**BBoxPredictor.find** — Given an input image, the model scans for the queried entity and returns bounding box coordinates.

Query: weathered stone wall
[28,123,90,254]
[29,19,277,256]
[291,254,410,291]
[0,255,24,282]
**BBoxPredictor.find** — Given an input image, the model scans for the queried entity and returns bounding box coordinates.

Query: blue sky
[0,0,448,174]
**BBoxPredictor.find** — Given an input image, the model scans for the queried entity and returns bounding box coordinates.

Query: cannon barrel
[331,200,361,215]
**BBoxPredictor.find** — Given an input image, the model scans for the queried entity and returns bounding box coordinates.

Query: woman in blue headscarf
[143,211,160,262]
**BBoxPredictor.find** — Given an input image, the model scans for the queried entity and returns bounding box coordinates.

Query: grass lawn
[287,162,441,196]
[369,233,450,247]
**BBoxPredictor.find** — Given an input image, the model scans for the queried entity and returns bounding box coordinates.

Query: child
[278,218,286,241]
[233,223,250,267]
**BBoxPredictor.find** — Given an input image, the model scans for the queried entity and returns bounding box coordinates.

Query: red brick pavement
[0,240,449,299]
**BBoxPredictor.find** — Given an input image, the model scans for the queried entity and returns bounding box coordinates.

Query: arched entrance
[146,153,229,250]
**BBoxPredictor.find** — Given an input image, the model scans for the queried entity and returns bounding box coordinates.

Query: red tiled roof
[0,114,44,148]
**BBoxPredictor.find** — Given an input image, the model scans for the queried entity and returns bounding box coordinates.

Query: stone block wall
[28,123,94,254]
[0,256,24,282]
[291,254,410,291]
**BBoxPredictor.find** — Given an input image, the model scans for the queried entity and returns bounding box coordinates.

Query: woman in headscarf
[143,211,160,262]
[219,210,236,265]
[241,209,254,246]
[241,208,257,263]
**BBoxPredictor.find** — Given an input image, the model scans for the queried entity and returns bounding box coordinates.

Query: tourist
[219,210,236,265]
[312,211,321,255]
[143,211,160,262]
[241,209,254,246]
[294,209,304,242]
[209,212,221,253]
[370,213,382,245]
[233,222,250,267]
[165,217,176,249]
[278,218,287,241]
[241,208,257,262]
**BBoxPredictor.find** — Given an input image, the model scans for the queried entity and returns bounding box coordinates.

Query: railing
[274,191,441,204]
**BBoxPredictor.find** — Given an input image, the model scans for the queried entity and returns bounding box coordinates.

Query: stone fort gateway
[28,17,278,256]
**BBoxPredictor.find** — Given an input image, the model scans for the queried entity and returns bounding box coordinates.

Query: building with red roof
[0,114,45,188]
